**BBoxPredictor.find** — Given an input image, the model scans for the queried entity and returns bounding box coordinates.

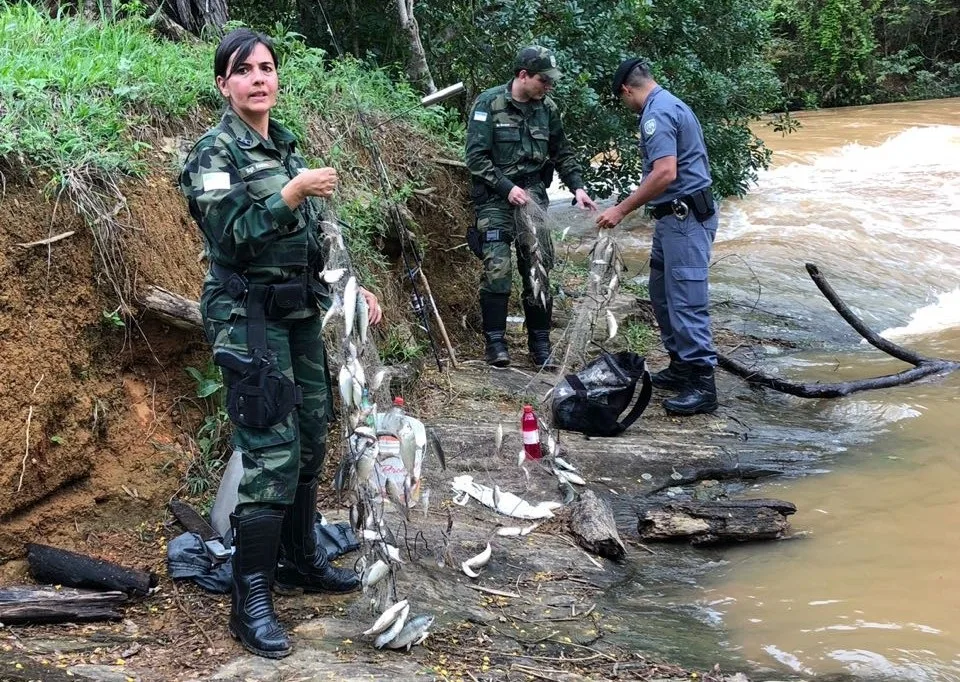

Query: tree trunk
[635,499,796,545]
[141,286,203,329]
[395,0,437,94]
[568,489,626,560]
[27,543,158,598]
[45,0,225,38]
[0,585,126,625]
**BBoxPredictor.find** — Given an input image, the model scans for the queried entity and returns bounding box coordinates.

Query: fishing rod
[315,0,461,372]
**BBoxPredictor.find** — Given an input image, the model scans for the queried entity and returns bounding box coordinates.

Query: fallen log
[27,543,158,598]
[636,498,796,545]
[719,263,960,398]
[644,464,783,496]
[140,285,202,329]
[0,585,126,624]
[568,489,625,560]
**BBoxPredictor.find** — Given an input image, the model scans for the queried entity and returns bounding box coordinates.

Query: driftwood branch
[636,499,796,545]
[644,464,783,496]
[16,230,76,248]
[139,286,202,329]
[568,490,625,560]
[719,263,960,398]
[0,585,126,624]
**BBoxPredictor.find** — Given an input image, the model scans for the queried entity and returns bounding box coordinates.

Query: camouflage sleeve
[464,95,515,198]
[179,137,300,262]
[547,100,584,192]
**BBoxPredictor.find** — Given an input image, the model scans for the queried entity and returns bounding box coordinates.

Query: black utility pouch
[466,224,484,260]
[689,189,715,221]
[470,181,490,204]
[264,281,308,318]
[215,349,302,429]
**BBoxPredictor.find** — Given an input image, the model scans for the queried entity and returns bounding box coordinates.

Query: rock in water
[568,489,626,560]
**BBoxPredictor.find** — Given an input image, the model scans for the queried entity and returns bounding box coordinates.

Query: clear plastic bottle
[360,387,376,428]
[521,405,542,460]
[379,396,406,437]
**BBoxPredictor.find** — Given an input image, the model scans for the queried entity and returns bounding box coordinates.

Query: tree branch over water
[718,263,960,398]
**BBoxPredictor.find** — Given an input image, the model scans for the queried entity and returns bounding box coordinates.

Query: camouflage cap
[514,46,562,81]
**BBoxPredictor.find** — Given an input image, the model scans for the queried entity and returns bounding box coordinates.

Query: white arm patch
[202,172,231,192]
[473,111,488,122]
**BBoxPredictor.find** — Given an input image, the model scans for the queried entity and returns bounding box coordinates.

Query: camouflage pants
[202,292,333,507]
[477,184,554,307]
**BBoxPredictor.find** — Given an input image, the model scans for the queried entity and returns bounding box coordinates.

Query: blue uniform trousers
[649,211,718,367]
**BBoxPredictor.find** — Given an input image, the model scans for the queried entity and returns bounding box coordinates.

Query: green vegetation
[622,320,658,357]
[183,363,231,496]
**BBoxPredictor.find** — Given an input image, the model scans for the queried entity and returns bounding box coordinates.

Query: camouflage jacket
[464,81,584,200]
[180,108,324,281]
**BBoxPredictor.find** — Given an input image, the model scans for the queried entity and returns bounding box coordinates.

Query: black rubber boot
[662,364,718,415]
[523,300,554,368]
[229,509,291,659]
[651,354,689,391]
[481,293,510,367]
[275,477,361,594]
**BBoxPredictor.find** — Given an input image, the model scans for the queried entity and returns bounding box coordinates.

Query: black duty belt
[511,171,544,189]
[650,187,715,221]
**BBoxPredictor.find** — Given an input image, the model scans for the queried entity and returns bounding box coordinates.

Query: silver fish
[356,290,369,345]
[352,377,364,409]
[374,603,410,648]
[495,423,503,453]
[606,310,618,341]
[362,559,390,591]
[370,368,387,392]
[398,421,416,476]
[362,598,409,636]
[559,479,577,505]
[356,451,376,481]
[343,275,358,337]
[338,366,354,409]
[322,267,346,283]
[322,297,342,330]
[553,455,577,472]
[384,614,435,650]
[554,468,586,486]
[385,479,409,520]
[461,543,492,579]
[496,526,523,537]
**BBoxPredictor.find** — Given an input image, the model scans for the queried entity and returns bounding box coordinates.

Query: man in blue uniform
[596,58,719,415]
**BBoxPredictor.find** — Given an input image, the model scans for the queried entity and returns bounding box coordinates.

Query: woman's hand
[282,167,338,208]
[361,287,382,325]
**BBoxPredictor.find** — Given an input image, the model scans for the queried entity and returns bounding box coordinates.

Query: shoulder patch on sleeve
[473,111,488,122]
[202,172,231,192]
[643,118,657,136]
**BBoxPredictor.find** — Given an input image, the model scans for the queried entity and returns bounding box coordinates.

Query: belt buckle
[671,199,689,220]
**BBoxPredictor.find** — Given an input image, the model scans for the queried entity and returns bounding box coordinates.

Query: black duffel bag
[551,351,652,437]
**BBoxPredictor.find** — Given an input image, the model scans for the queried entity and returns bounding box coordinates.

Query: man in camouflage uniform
[180,29,380,659]
[465,46,597,368]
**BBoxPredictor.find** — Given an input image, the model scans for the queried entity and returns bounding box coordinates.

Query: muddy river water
[561,98,960,680]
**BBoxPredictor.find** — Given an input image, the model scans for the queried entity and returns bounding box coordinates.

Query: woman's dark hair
[214,28,277,80]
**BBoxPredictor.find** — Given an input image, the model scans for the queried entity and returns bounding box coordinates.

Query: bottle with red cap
[521,405,542,460]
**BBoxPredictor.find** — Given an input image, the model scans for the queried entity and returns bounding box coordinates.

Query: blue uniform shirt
[638,86,712,204]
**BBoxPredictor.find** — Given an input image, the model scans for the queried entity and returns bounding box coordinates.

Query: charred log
[27,543,158,598]
[636,498,796,545]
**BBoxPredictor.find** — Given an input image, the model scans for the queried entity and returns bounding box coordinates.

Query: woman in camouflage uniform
[180,29,382,658]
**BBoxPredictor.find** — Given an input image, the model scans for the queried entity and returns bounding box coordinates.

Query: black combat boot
[651,354,689,391]
[481,293,510,367]
[523,299,554,368]
[275,477,361,594]
[229,509,291,658]
[662,363,718,415]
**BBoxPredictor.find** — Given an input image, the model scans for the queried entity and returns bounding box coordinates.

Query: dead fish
[343,275,358,336]
[356,451,376,481]
[461,543,492,579]
[520,522,540,536]
[321,267,346,284]
[553,456,577,472]
[362,599,409,636]
[381,542,403,564]
[349,357,366,385]
[421,488,430,519]
[606,310,618,341]
[384,614,435,650]
[607,274,619,293]
[559,479,577,505]
[495,423,503,454]
[496,526,523,537]
[546,433,558,457]
[385,479,409,520]
[338,365,353,407]
[517,450,526,467]
[427,428,446,470]
[554,468,586,486]
[398,421,416,475]
[352,377,364,409]
[374,603,410,649]
[362,559,390,591]
[322,297,342,330]
[356,289,369,345]
[370,368,387,392]
[560,226,571,241]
